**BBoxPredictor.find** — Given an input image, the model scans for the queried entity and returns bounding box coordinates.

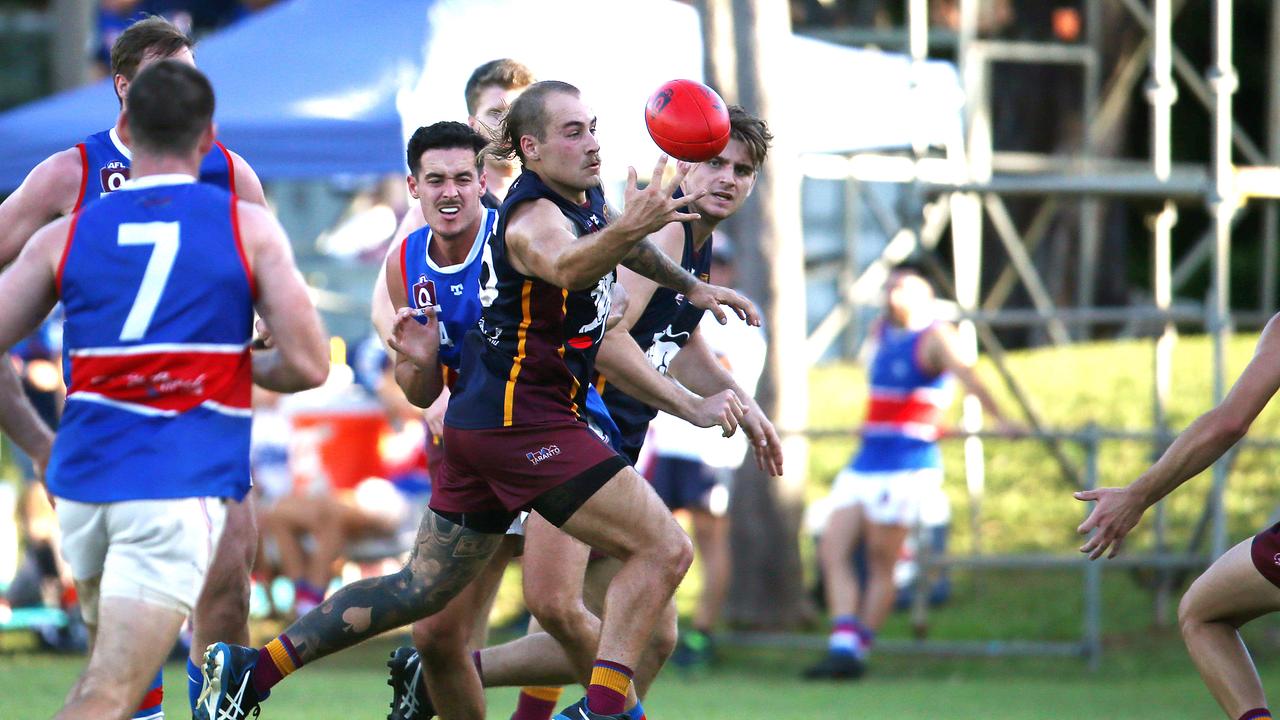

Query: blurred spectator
[314,176,409,263]
[3,314,82,651]
[94,0,279,77]
[257,351,429,617]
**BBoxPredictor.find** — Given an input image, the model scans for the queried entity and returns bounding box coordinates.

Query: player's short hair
[406,121,489,176]
[728,105,773,170]
[464,59,536,116]
[125,60,215,156]
[111,16,194,85]
[490,80,580,164]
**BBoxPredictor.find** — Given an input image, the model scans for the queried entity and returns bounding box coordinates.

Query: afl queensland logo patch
[412,275,438,310]
[100,161,129,194]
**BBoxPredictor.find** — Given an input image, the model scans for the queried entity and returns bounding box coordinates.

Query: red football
[644,79,731,163]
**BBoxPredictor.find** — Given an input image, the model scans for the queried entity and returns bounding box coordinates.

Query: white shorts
[56,497,226,625]
[828,468,948,527]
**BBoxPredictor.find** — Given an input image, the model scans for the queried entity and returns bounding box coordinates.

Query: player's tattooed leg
[282,510,502,664]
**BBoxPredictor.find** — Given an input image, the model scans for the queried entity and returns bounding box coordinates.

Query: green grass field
[2,627,1277,719]
[7,332,1280,718]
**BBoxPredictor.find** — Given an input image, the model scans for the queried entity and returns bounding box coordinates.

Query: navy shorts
[648,456,721,512]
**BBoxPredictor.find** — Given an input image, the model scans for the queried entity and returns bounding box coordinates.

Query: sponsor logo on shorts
[1273,552,1280,567]
[526,445,561,465]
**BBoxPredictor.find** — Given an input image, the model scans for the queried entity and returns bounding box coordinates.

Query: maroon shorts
[430,421,630,527]
[425,431,445,486]
[1250,522,1280,588]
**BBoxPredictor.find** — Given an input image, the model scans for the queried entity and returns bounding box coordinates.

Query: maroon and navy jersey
[73,127,235,212]
[47,175,255,503]
[598,206,712,461]
[445,170,612,430]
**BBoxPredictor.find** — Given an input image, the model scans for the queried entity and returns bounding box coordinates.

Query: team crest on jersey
[100,161,129,194]
[450,283,464,296]
[412,275,438,309]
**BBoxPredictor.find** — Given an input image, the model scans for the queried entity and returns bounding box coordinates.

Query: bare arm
[506,158,702,290]
[0,149,83,267]
[240,202,329,391]
[923,323,1009,426]
[227,150,268,207]
[0,219,65,473]
[383,239,443,408]
[669,328,784,475]
[619,238,696,294]
[1077,313,1280,559]
[373,205,428,350]
[595,327,699,419]
[0,359,53,466]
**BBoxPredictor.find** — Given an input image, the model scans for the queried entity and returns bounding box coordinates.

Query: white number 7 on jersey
[118,222,180,341]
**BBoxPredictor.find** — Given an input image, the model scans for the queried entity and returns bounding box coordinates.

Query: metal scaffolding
[799,0,1280,654]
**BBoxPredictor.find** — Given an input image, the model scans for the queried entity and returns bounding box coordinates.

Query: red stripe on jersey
[68,350,252,413]
[399,234,410,301]
[865,396,944,427]
[217,142,237,195]
[72,144,89,212]
[56,211,81,297]
[229,195,257,300]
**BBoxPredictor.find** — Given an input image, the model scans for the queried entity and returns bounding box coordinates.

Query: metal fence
[726,425,1280,669]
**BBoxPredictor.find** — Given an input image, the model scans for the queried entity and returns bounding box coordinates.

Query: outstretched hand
[620,156,706,237]
[388,306,440,370]
[1075,486,1148,560]
[685,282,761,327]
[742,410,785,476]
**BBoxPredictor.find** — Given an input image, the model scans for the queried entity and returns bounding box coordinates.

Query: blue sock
[628,699,646,720]
[133,668,163,719]
[187,658,203,710]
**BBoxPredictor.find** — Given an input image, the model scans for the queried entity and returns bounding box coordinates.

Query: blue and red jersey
[398,207,498,388]
[850,321,952,473]
[73,127,235,212]
[445,170,613,430]
[47,175,255,503]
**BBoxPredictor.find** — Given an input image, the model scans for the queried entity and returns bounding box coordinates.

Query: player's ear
[196,122,216,157]
[114,74,129,105]
[406,173,420,200]
[477,166,488,195]
[520,134,539,162]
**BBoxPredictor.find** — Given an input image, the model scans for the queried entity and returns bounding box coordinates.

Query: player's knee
[529,596,594,649]
[413,614,469,660]
[1177,588,1206,633]
[649,614,679,662]
[656,531,694,589]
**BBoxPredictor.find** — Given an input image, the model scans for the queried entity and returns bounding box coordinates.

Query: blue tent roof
[0,0,962,193]
[0,0,432,191]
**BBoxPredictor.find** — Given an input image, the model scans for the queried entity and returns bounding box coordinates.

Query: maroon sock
[251,635,302,696]
[1239,709,1272,720]
[511,687,563,720]
[586,660,632,716]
